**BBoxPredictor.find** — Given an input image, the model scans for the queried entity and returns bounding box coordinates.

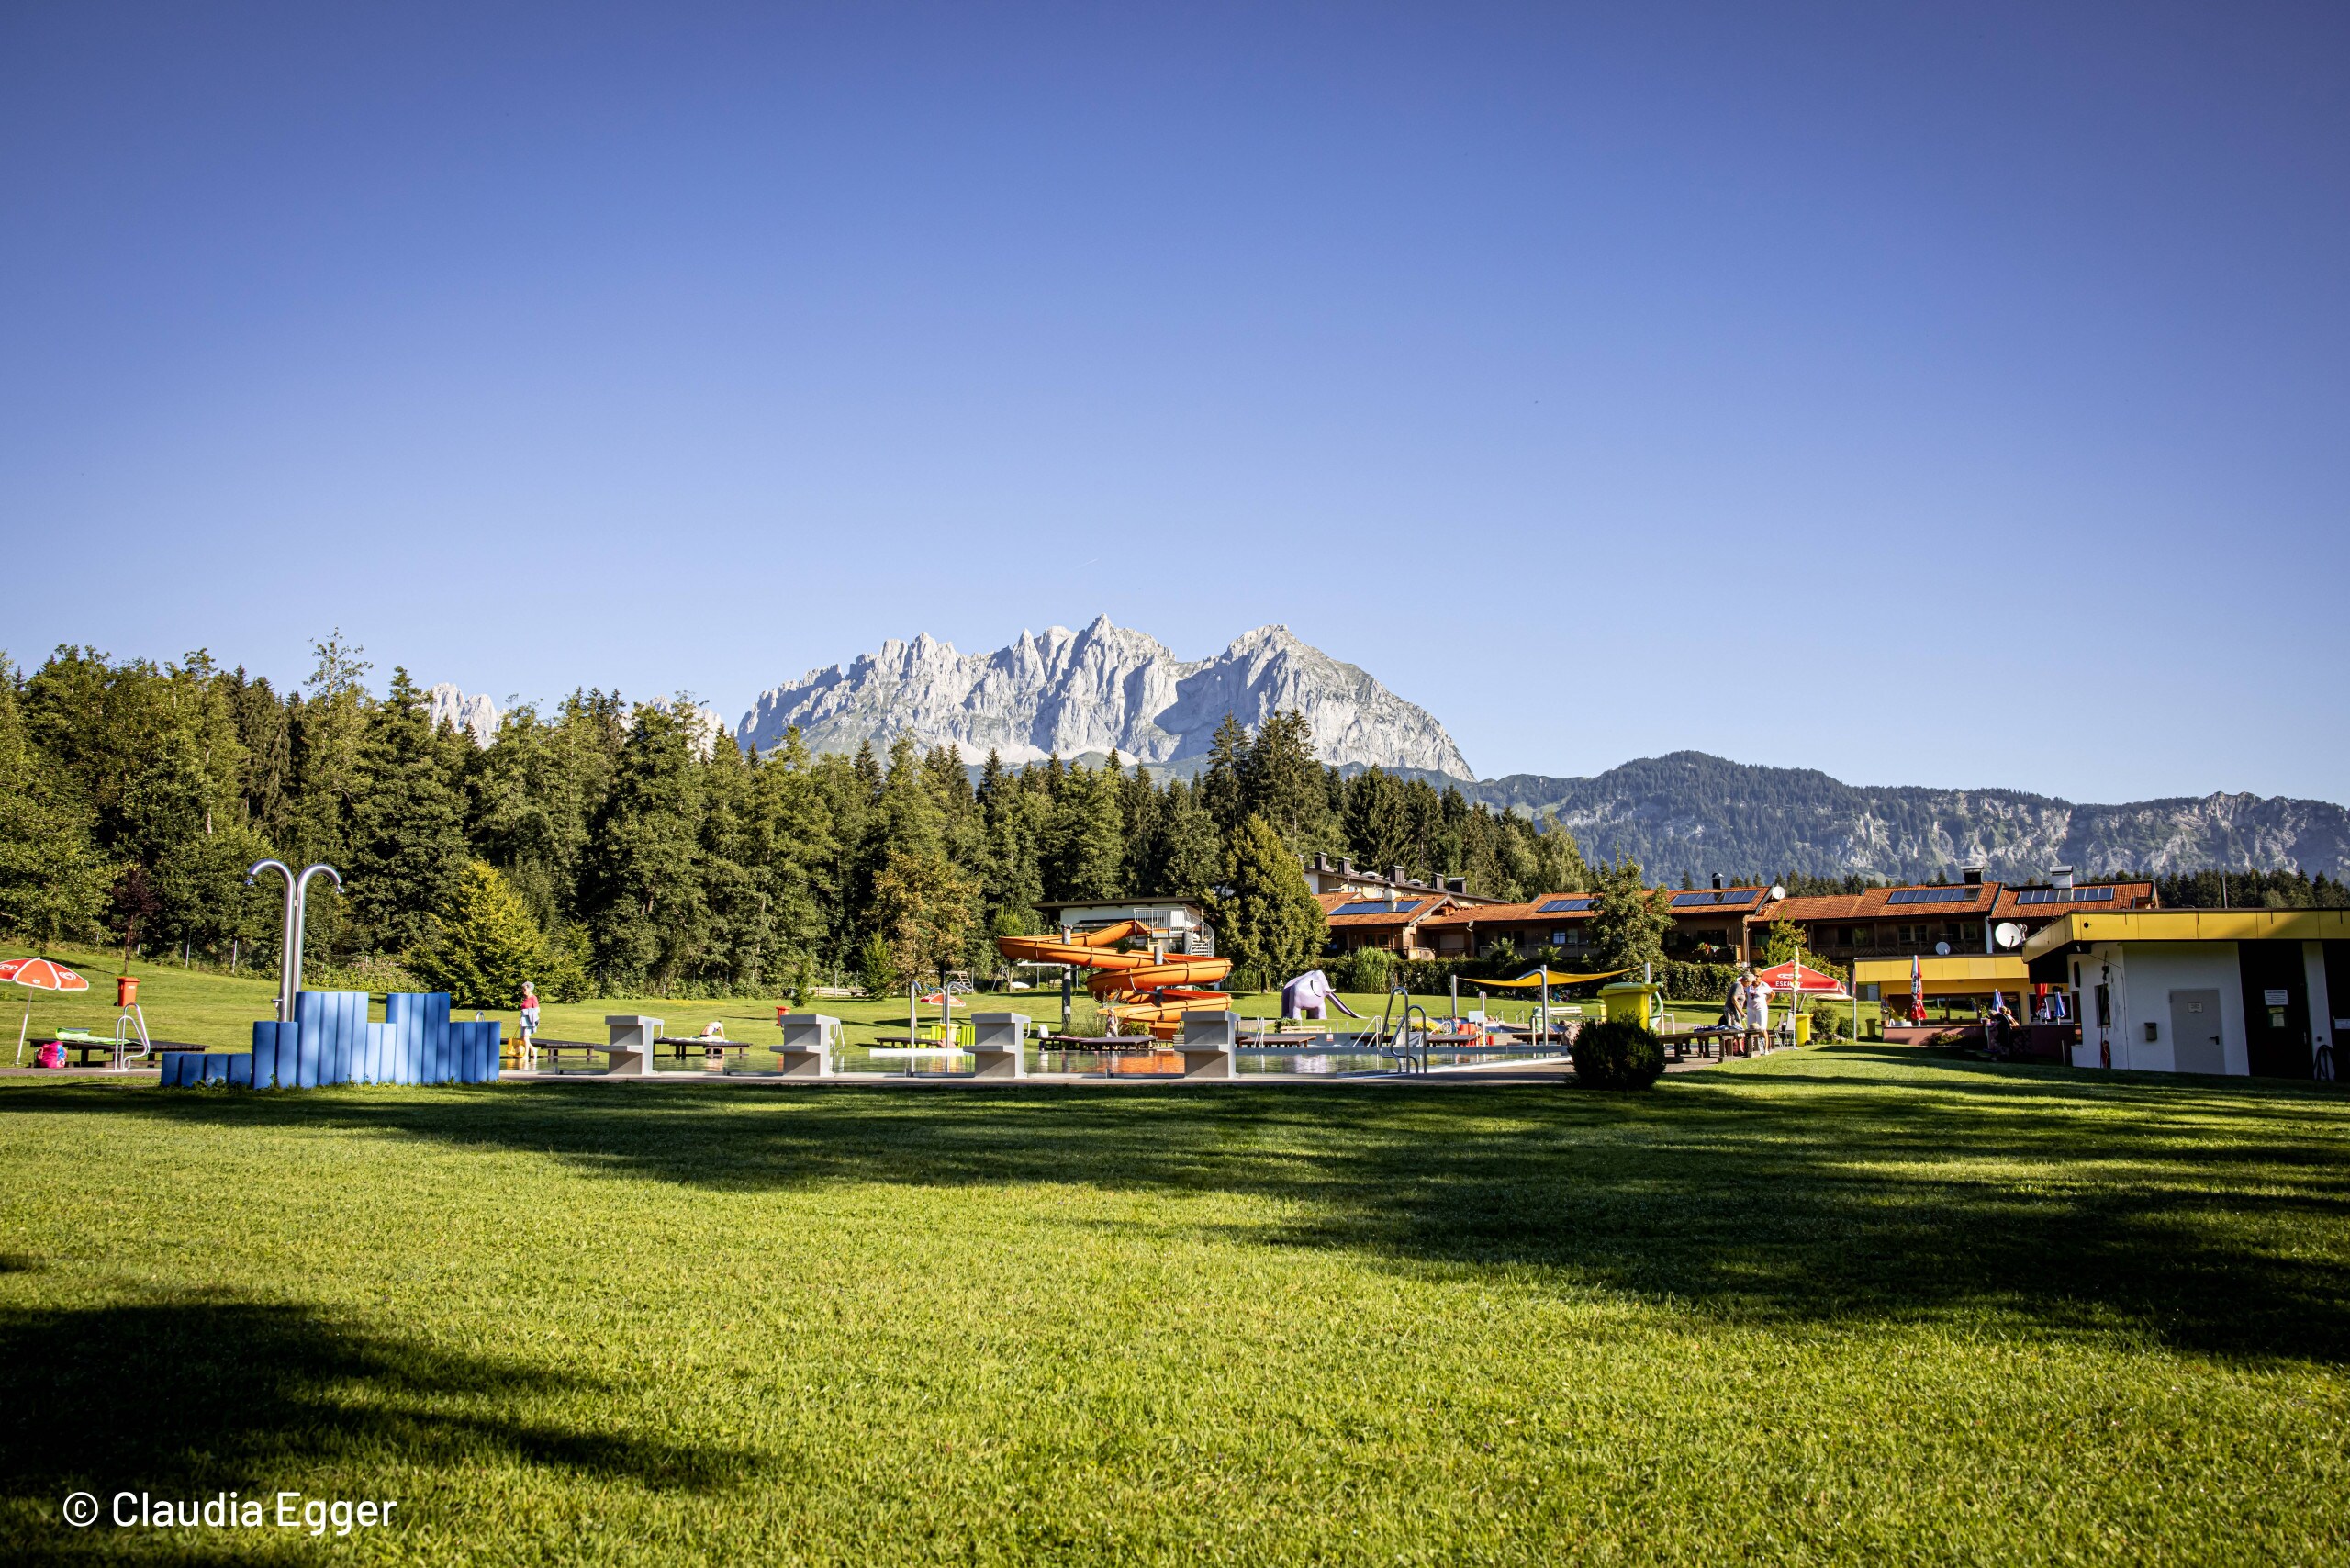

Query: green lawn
[4,1049,2346,1562]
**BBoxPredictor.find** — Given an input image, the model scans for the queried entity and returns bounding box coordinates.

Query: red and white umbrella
[1753,960,1850,1000]
[5,957,91,1064]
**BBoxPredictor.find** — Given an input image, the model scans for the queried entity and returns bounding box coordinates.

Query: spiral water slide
[993,920,1234,1037]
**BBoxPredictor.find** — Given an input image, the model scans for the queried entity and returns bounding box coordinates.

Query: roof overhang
[2020,908,2350,961]
[1851,955,2031,997]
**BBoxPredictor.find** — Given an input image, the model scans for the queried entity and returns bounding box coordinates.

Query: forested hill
[1442,751,2350,882]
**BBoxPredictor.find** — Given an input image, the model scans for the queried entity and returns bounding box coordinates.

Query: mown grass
[3,1048,2346,1563]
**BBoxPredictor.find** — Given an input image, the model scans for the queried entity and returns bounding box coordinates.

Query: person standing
[519,980,542,1072]
[1744,969,1772,1054]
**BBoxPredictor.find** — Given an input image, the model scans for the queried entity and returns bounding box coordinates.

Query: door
[2238,940,2312,1079]
[2168,990,2225,1075]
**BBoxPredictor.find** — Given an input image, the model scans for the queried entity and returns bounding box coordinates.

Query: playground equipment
[1280,969,1363,1021]
[113,974,151,1059]
[992,921,1233,1037]
[245,859,343,1021]
[160,989,501,1087]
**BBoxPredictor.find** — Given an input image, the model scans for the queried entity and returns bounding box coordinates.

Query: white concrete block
[1179,1010,1237,1080]
[601,1015,663,1076]
[777,1014,838,1079]
[969,1011,1026,1079]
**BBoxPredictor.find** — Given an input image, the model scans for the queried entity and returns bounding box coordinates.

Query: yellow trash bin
[1793,1012,1813,1046]
[1597,980,1664,1029]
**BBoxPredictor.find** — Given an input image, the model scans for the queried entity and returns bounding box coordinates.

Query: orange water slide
[993,928,1234,1037]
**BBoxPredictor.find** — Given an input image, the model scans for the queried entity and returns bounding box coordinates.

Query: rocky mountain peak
[735,618,1474,776]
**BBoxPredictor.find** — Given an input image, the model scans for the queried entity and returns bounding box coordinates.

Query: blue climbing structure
[158,990,502,1087]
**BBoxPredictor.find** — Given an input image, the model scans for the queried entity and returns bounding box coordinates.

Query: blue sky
[4,3,2344,802]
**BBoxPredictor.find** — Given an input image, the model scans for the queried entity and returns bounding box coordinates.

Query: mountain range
[1449,752,2350,884]
[432,619,2350,881]
[734,618,1474,776]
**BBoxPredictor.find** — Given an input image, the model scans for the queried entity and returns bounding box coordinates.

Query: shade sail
[1475,967,1634,989]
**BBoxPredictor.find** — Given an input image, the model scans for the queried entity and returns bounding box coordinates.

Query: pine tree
[578,700,709,991]
[1588,858,1672,976]
[1147,779,1221,897]
[1529,811,1589,893]
[411,861,552,1008]
[1043,760,1124,900]
[347,668,470,956]
[1243,711,1337,855]
[1207,814,1326,992]
[1342,766,1411,872]
[1200,717,1249,838]
[0,657,111,947]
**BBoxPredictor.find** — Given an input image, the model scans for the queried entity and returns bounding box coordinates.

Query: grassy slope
[3,1050,2346,1563]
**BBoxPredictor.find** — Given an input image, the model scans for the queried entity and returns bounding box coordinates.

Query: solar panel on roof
[1538,897,1594,913]
[1670,890,1761,908]
[1332,899,1414,917]
[1885,887,1976,905]
[2014,886,2118,906]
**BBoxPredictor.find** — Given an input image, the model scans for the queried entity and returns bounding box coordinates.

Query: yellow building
[2020,908,2350,1079]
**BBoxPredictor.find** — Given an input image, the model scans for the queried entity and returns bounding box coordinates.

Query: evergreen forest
[0,639,1589,1001]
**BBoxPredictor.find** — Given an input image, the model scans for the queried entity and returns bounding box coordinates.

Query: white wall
[2067,942,2248,1075]
[2309,941,2338,1070]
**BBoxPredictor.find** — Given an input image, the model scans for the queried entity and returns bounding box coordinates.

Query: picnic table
[40,1027,177,1069]
[1664,1025,1744,1061]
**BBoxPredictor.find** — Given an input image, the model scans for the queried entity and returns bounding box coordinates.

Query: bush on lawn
[1571,1017,1666,1090]
[1327,946,1394,996]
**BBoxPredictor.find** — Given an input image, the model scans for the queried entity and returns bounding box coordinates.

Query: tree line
[0,639,1592,1003]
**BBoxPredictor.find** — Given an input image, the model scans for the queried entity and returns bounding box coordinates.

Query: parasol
[5,957,92,1065]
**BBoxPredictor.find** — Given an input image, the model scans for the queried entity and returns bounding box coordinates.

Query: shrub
[1571,1017,1667,1091]
[1328,946,1394,996]
[1662,959,1740,1007]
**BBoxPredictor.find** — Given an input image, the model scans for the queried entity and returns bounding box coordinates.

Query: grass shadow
[0,1293,765,1554]
[11,1054,2350,1367]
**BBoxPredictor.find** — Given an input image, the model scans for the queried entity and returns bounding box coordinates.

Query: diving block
[601,1015,663,1076]
[1178,1012,1238,1081]
[968,1012,1026,1080]
[776,1014,838,1080]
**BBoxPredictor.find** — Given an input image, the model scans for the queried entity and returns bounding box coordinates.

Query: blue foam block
[228,1052,254,1088]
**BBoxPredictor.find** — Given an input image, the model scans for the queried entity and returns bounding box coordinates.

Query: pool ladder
[1372,987,1431,1074]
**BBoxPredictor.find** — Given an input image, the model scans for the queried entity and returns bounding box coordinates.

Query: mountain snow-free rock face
[427,684,499,747]
[736,617,1475,776]
[1460,753,2350,881]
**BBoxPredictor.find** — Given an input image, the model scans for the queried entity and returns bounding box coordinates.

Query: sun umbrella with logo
[5,957,91,1064]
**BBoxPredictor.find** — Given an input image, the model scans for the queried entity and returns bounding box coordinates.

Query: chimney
[2052,865,2075,890]
[1711,873,1723,890]
[1388,865,1406,887]
[1962,862,1985,887]
[1338,857,1355,876]
[1446,876,1467,895]
[1314,852,1329,872]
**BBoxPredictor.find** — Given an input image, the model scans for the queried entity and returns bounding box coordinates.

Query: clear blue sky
[5,3,2344,802]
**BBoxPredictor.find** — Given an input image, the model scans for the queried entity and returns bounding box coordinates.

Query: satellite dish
[1768,884,1786,901]
[1994,922,2026,950]
[1934,941,1952,956]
